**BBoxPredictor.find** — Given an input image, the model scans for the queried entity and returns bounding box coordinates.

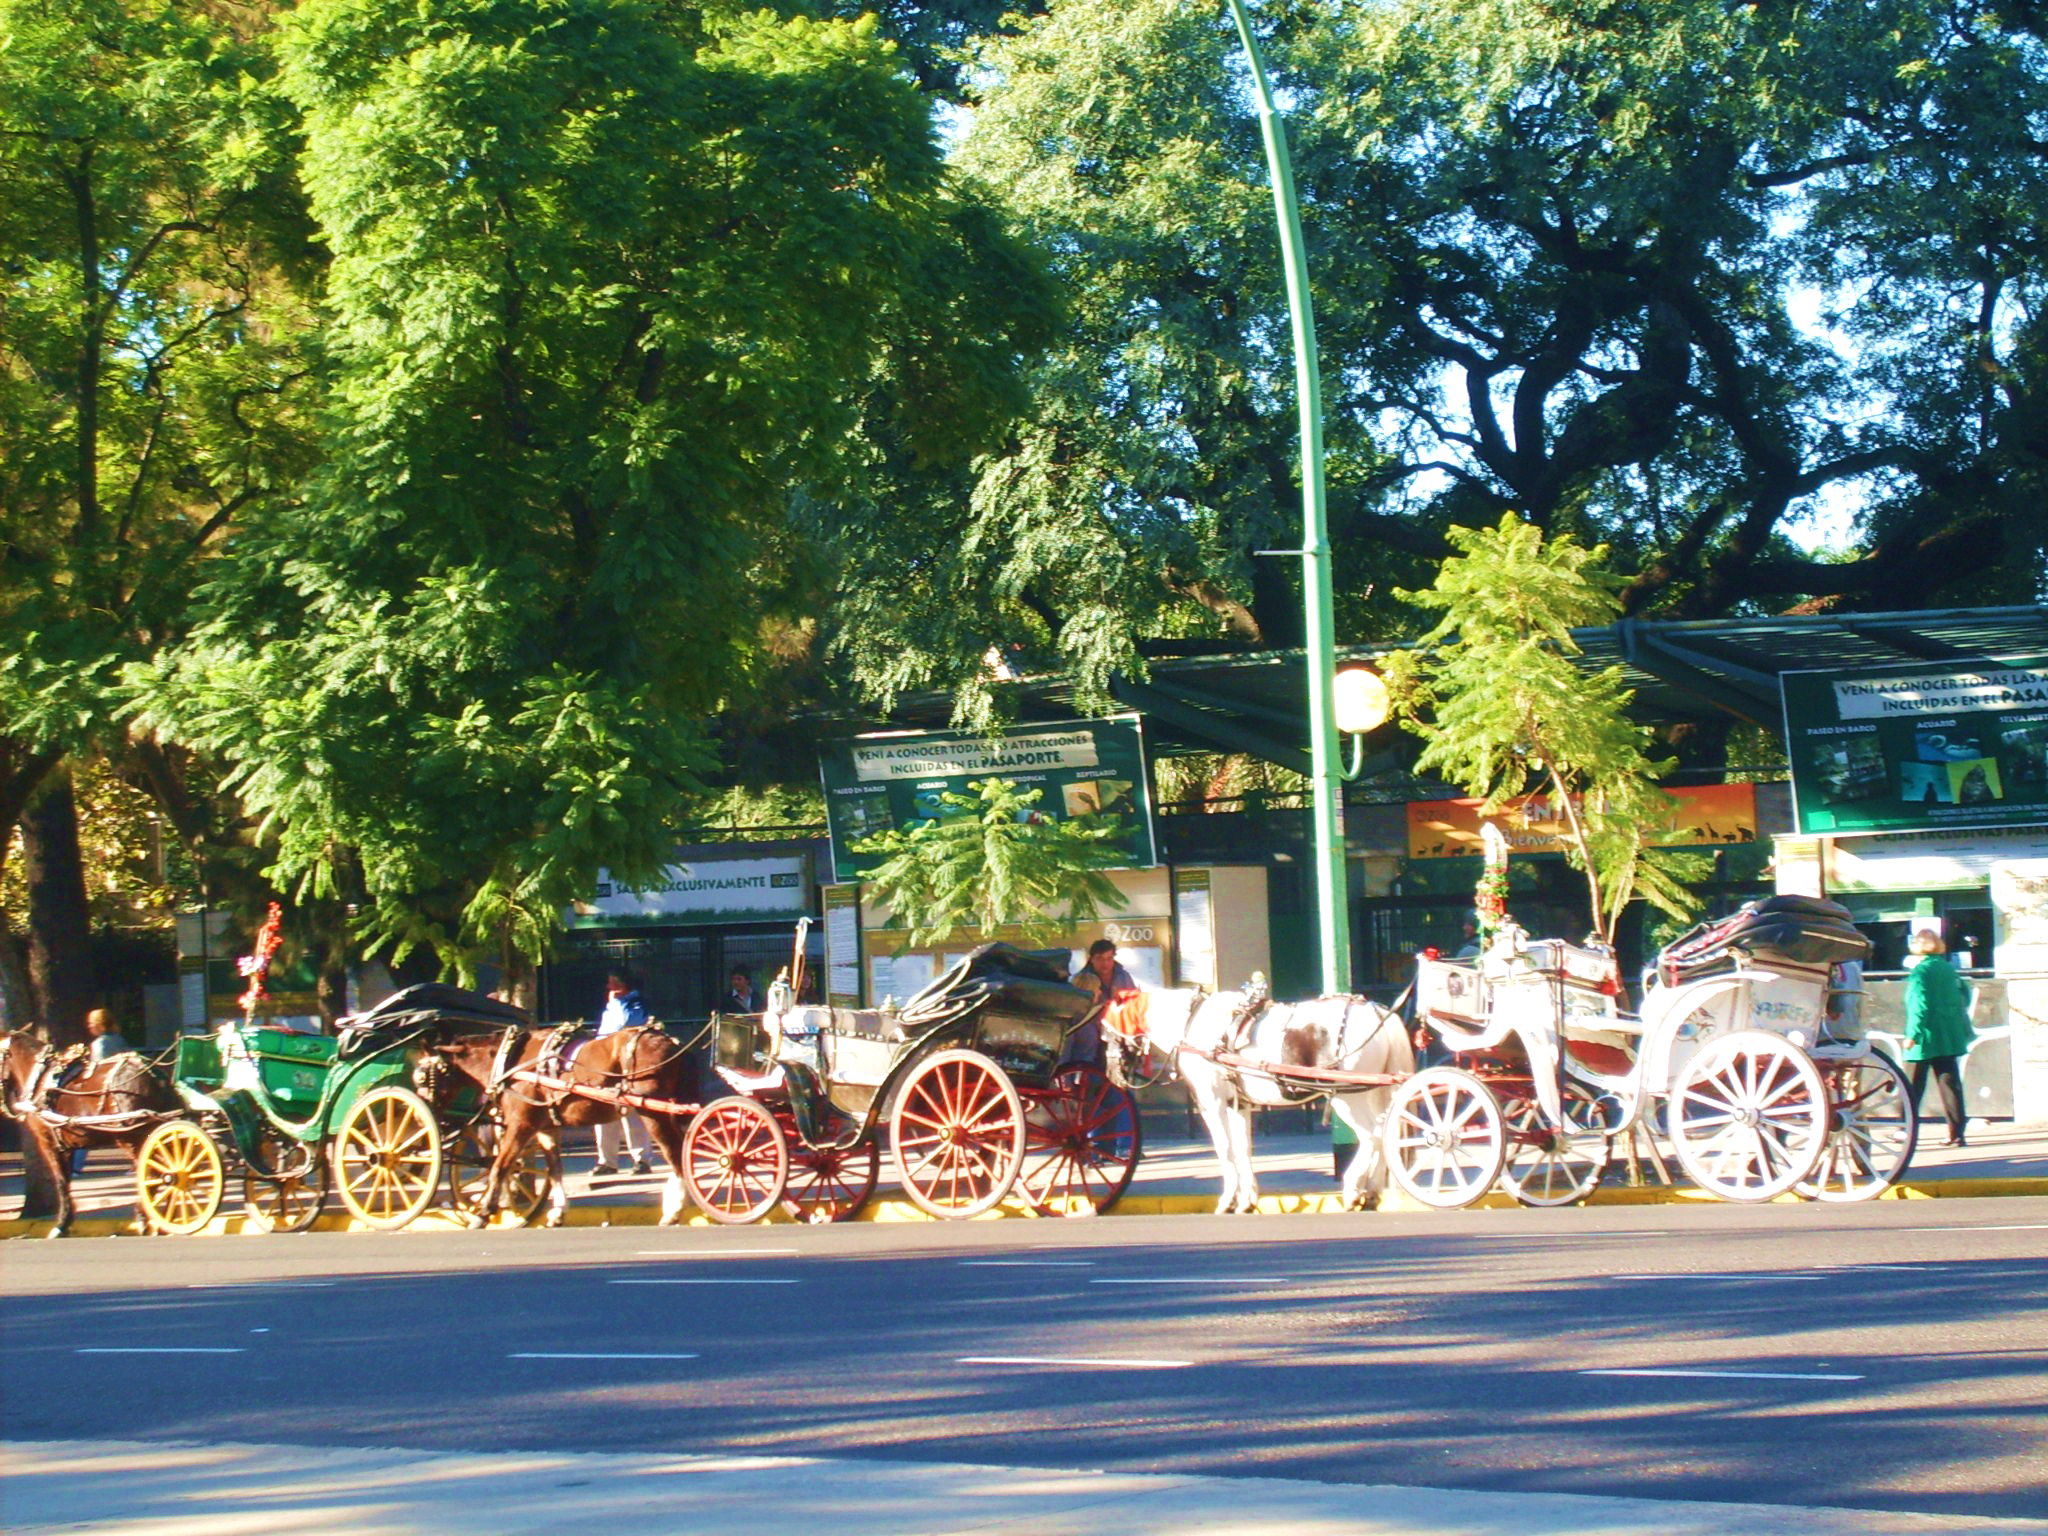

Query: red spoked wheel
[783,1129,880,1224]
[683,1096,789,1224]
[1020,1065,1142,1216]
[888,1049,1026,1219]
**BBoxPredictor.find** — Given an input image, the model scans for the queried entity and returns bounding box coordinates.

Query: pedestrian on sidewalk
[1329,1106,1358,1183]
[720,968,756,1015]
[1903,930,1975,1148]
[592,970,652,1177]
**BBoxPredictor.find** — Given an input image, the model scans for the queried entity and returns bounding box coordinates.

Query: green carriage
[135,985,537,1235]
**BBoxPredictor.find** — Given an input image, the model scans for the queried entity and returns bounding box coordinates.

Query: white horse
[1110,988,1414,1214]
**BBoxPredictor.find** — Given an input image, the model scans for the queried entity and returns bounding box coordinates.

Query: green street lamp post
[1219,0,1351,995]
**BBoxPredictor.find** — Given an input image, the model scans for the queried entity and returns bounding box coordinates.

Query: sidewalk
[8,1437,2048,1535]
[7,1116,2046,1238]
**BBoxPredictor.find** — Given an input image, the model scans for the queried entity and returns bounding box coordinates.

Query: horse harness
[4,1039,169,1134]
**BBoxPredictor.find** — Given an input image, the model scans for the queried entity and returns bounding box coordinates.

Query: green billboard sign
[1781,656,2048,835]
[820,717,1157,882]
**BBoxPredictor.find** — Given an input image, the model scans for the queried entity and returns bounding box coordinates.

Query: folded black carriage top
[1657,895,1871,985]
[335,982,534,1059]
[897,942,1094,1034]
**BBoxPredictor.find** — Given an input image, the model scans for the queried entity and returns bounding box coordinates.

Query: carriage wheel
[889,1049,1026,1219]
[1796,1050,1918,1204]
[241,1129,327,1234]
[136,1121,226,1236]
[1020,1066,1142,1216]
[1382,1067,1507,1209]
[783,1133,879,1225]
[333,1085,444,1230]
[446,1123,550,1227]
[684,1097,789,1224]
[1670,1030,1829,1202]
[1501,1077,1611,1208]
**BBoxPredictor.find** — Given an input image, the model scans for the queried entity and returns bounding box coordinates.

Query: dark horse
[1,1032,180,1236]
[431,1025,698,1226]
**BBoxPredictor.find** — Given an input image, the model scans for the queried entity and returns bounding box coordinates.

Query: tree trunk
[0,930,32,1032]
[21,767,96,1046]
[498,939,538,1012]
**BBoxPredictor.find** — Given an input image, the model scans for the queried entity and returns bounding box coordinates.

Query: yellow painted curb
[8,1175,2045,1239]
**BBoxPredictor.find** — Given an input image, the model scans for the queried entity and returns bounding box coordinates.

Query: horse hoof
[45,1225,68,1240]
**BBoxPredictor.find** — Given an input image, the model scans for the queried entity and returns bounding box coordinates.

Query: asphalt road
[4,1200,2045,1524]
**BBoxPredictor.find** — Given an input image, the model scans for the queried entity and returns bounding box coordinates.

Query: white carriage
[1390,896,1915,1208]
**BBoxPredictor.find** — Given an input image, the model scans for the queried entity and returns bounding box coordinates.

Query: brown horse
[431,1024,698,1226]
[1,1032,181,1236]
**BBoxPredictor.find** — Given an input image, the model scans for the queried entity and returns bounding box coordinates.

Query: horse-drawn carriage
[1402,895,1914,1208]
[133,984,547,1235]
[687,942,1141,1222]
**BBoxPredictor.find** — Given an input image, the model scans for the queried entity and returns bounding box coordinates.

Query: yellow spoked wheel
[447,1123,551,1226]
[333,1085,444,1231]
[241,1129,327,1234]
[136,1120,226,1236]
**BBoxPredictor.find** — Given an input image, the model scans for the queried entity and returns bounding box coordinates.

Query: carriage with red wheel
[685,942,1141,1223]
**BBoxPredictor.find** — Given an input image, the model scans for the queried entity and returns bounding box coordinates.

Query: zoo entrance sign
[820,717,1157,882]
[1782,656,2048,836]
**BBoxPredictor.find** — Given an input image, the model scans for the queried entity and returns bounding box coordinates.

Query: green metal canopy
[870,605,2048,775]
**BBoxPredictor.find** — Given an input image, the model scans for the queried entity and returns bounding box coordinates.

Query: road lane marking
[187,1281,338,1290]
[958,1368,1196,1376]
[1581,1368,1864,1382]
[610,1278,798,1285]
[1090,1277,1290,1286]
[960,1260,1096,1268]
[1903,1223,2048,1232]
[76,1347,246,1355]
[633,1248,801,1257]
[1612,1273,1825,1282]
[510,1351,700,1361]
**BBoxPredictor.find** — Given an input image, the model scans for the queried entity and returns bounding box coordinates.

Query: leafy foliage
[0,0,315,827]
[854,777,1127,948]
[136,0,1050,979]
[1386,515,1698,945]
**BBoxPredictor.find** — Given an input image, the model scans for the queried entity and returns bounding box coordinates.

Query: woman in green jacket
[1904,930,1975,1148]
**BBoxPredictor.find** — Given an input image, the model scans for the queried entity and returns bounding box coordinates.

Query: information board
[822,884,863,1007]
[819,716,1157,882]
[1173,868,1216,989]
[1782,657,2048,835]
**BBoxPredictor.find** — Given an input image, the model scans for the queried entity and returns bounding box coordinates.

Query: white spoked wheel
[1670,1030,1829,1202]
[889,1049,1026,1219]
[1383,1067,1507,1209]
[1796,1050,1918,1203]
[1501,1077,1611,1208]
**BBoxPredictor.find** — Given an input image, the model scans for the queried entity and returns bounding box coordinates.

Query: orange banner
[1406,783,1758,860]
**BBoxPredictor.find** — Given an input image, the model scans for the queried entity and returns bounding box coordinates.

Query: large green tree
[1309,0,2047,613]
[858,0,2046,726]
[141,0,1052,988]
[0,0,315,1034]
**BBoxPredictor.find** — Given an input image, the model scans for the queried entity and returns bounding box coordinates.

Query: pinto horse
[1107,988,1413,1214]
[1,1032,179,1236]
[432,1024,698,1227]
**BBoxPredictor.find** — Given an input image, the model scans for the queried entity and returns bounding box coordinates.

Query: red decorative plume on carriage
[236,902,285,1022]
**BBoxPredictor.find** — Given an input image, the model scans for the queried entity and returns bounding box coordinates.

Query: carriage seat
[812,1008,907,1044]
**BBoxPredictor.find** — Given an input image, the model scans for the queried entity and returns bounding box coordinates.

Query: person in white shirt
[592,971,652,1177]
